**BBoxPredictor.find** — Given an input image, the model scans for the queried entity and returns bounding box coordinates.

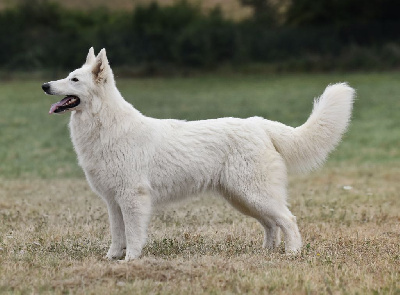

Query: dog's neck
[73,84,142,124]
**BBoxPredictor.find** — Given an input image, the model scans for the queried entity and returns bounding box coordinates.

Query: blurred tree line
[0,0,399,74]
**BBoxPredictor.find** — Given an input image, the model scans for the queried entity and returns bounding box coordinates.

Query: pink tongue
[49,97,70,114]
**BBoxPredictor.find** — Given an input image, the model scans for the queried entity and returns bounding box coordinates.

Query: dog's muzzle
[42,83,51,94]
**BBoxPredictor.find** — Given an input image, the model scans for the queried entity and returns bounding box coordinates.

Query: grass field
[0,72,399,294]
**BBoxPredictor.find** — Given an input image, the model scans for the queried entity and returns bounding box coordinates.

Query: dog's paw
[106,246,126,260]
[124,249,141,261]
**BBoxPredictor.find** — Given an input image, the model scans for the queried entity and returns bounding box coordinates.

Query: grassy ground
[0,72,399,294]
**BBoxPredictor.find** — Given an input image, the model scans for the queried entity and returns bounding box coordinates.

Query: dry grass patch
[0,165,399,294]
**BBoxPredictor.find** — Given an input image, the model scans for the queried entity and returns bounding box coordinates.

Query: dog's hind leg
[221,152,301,253]
[261,217,281,250]
[221,194,285,251]
[267,202,302,253]
[105,198,126,260]
[223,191,301,253]
[116,187,152,261]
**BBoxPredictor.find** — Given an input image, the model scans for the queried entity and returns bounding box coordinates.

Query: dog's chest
[69,115,132,189]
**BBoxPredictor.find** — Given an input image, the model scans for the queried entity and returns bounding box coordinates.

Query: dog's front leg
[105,198,126,260]
[117,189,152,261]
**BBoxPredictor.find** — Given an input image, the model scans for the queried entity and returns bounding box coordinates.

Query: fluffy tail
[266,83,355,173]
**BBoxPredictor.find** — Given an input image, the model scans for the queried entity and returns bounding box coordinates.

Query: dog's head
[42,48,114,114]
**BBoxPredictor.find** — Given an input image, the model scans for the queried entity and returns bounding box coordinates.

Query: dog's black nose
[42,83,50,93]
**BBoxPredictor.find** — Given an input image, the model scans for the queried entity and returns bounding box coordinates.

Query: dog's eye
[71,78,79,82]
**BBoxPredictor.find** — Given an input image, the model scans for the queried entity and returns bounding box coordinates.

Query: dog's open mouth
[49,96,80,114]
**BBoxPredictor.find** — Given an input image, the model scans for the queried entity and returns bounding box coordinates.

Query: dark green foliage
[130,2,201,63]
[1,0,400,73]
[173,8,237,67]
[286,0,400,26]
[239,0,277,25]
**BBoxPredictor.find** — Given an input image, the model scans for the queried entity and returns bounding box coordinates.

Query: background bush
[1,0,400,74]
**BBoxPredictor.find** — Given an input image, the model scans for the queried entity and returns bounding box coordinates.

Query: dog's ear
[84,47,96,65]
[92,48,110,84]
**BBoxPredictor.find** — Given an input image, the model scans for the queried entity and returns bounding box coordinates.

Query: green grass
[0,72,399,294]
[0,72,399,178]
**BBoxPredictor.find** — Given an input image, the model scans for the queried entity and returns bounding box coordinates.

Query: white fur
[43,48,355,261]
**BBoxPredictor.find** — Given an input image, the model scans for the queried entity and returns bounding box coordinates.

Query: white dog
[42,48,354,261]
